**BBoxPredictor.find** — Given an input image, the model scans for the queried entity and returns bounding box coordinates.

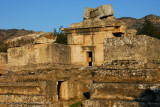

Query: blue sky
[0,0,160,32]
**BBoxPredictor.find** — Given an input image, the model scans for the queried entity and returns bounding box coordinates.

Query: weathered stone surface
[0,52,7,64]
[93,69,160,83]
[82,100,160,107]
[8,43,71,72]
[70,18,125,29]
[0,86,41,95]
[34,32,56,44]
[105,16,116,21]
[83,4,114,19]
[87,83,160,101]
[0,52,8,74]
[6,32,56,48]
[79,66,98,71]
[0,95,47,104]
[83,7,93,19]
[0,81,58,104]
[6,31,44,48]
[82,100,111,107]
[127,29,137,36]
[0,104,51,107]
[104,35,160,69]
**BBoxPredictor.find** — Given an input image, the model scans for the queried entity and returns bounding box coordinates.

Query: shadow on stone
[135,88,160,107]
[83,92,91,99]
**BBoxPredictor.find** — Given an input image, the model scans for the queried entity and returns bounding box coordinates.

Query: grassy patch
[70,102,82,107]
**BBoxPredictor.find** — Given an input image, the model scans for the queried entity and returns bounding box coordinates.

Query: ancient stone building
[0,4,160,107]
[63,4,126,66]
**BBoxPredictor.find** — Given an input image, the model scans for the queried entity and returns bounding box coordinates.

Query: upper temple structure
[0,4,160,107]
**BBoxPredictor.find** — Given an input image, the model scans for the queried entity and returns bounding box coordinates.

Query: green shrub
[53,27,67,45]
[137,17,160,39]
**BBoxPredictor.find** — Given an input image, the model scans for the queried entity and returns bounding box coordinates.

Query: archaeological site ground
[0,4,160,107]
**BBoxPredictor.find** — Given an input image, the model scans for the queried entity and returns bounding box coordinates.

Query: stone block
[0,86,41,95]
[88,83,160,101]
[104,35,160,69]
[8,43,71,72]
[83,7,93,19]
[83,4,114,19]
[0,95,47,104]
[93,69,160,83]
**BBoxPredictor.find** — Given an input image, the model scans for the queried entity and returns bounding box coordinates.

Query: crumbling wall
[104,35,160,69]
[8,43,71,72]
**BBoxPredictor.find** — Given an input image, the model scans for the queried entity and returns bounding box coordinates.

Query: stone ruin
[83,4,114,20]
[0,4,160,107]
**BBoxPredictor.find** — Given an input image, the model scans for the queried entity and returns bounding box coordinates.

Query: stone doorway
[57,81,64,100]
[87,51,92,66]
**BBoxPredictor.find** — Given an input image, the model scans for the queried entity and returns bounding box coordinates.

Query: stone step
[0,95,51,104]
[88,83,160,101]
[0,86,42,95]
[0,103,52,107]
[93,69,160,83]
[82,100,160,107]
[0,81,57,96]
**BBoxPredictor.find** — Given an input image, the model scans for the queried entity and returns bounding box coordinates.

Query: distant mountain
[0,29,35,45]
[117,14,160,31]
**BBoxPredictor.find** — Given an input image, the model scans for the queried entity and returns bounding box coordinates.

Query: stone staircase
[0,82,57,107]
[82,60,160,107]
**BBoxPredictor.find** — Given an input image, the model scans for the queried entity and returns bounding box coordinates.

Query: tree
[53,26,67,45]
[137,17,160,39]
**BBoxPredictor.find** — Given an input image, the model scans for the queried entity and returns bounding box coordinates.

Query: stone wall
[0,52,8,74]
[8,43,71,72]
[0,52,7,65]
[104,35,160,69]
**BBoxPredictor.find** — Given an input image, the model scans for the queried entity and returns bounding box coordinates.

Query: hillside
[0,29,35,45]
[117,14,160,31]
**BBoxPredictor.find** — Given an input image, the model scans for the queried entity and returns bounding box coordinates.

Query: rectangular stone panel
[93,69,160,83]
[88,83,160,101]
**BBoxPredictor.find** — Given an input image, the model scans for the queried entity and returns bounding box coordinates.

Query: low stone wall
[8,43,71,72]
